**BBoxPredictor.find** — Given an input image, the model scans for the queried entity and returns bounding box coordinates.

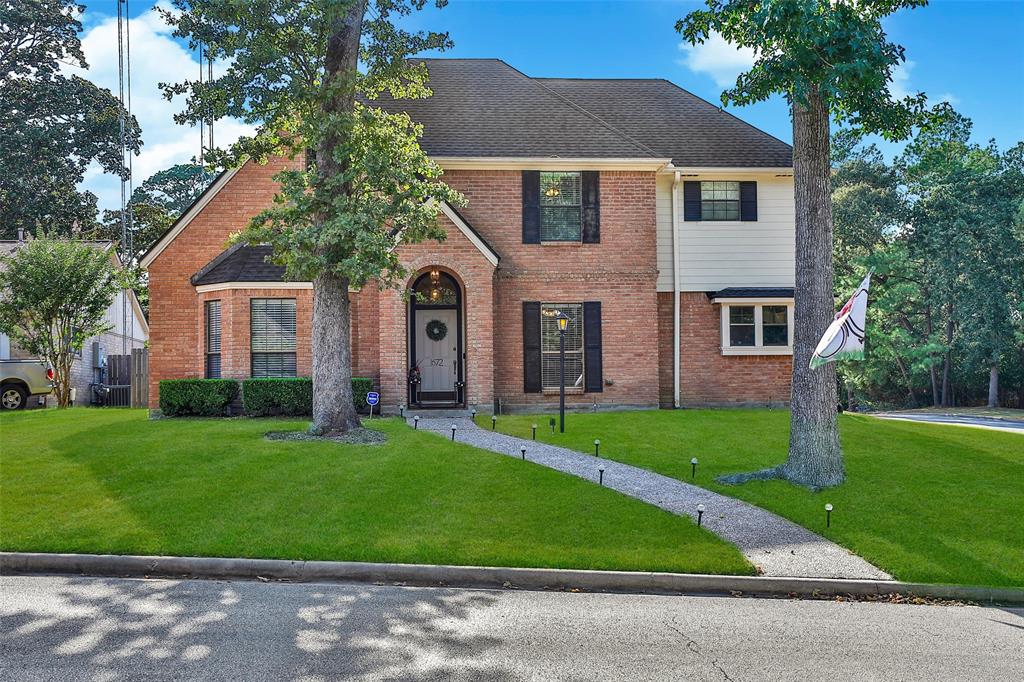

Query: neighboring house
[142,59,795,413]
[0,239,149,405]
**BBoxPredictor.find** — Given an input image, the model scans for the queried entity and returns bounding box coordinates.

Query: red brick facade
[657,292,792,407]
[147,159,788,412]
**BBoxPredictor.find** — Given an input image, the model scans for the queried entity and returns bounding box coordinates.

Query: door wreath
[425,319,448,342]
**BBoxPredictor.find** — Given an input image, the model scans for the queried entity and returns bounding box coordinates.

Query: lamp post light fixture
[491,414,497,431]
[825,503,833,528]
[399,404,405,418]
[520,445,527,461]
[598,466,605,486]
[556,310,569,434]
[690,457,698,479]
[696,504,706,528]
[450,424,457,441]
[413,415,420,430]
[549,417,556,434]
[531,423,537,440]
[471,409,477,423]
[594,439,601,457]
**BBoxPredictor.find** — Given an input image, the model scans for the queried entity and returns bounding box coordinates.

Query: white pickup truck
[1,360,53,410]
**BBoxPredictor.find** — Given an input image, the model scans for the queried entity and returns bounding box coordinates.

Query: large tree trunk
[987,363,999,408]
[308,0,366,435]
[311,272,360,434]
[925,305,940,406]
[784,87,844,489]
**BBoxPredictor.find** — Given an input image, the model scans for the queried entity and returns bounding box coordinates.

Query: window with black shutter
[205,300,221,378]
[683,180,757,222]
[250,298,297,377]
[523,171,601,243]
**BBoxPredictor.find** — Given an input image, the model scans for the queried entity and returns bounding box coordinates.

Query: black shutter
[522,171,540,244]
[583,301,603,393]
[522,302,541,393]
[581,171,600,243]
[683,181,702,221]
[740,181,757,221]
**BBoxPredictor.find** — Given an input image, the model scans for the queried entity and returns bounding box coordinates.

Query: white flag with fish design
[810,272,872,369]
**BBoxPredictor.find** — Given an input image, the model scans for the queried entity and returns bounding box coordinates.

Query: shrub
[242,378,312,416]
[159,379,239,417]
[242,377,375,416]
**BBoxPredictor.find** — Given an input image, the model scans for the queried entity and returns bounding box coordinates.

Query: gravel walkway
[411,417,890,580]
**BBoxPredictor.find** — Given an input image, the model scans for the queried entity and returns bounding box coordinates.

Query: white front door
[415,309,458,395]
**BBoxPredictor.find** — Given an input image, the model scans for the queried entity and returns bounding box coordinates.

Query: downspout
[671,170,682,409]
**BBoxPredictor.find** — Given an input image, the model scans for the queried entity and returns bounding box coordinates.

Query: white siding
[656,172,796,292]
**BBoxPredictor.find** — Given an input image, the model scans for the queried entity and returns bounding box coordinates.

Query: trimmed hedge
[242,377,375,416]
[159,379,239,417]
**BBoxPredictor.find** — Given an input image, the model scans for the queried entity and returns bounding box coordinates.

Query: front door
[415,308,458,401]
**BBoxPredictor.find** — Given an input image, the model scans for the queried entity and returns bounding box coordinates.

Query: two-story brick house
[141,59,796,413]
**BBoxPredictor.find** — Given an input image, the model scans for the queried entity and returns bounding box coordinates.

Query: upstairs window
[539,172,582,241]
[540,303,584,390]
[251,298,297,377]
[701,181,741,221]
[205,300,221,378]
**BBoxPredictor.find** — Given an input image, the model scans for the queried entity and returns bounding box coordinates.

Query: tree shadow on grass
[1,576,511,680]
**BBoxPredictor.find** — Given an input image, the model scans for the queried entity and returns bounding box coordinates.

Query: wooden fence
[101,348,148,408]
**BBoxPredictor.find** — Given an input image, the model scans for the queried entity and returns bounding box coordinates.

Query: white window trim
[717,300,794,356]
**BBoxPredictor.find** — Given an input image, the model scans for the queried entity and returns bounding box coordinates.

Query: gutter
[671,170,682,409]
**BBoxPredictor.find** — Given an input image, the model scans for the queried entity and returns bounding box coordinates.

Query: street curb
[3,552,1022,604]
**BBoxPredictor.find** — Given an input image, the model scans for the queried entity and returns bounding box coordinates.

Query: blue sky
[80,0,1023,210]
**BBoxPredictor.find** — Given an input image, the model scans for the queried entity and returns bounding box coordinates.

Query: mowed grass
[496,410,1023,587]
[0,409,752,575]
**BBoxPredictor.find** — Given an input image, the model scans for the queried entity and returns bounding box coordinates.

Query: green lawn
[496,410,1023,587]
[0,409,752,575]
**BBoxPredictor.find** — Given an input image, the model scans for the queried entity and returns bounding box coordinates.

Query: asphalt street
[2,575,1021,681]
[872,412,1024,433]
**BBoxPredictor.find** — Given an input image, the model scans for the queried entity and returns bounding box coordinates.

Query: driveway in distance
[873,411,1024,434]
[2,575,1021,681]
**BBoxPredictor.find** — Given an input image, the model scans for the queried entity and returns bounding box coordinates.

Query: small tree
[679,0,931,488]
[0,237,119,407]
[161,0,462,435]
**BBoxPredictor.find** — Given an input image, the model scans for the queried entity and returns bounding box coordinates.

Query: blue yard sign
[366,391,379,406]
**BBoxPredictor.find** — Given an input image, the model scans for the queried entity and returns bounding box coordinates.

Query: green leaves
[0,0,142,240]
[0,236,120,406]
[677,0,931,140]
[163,0,463,289]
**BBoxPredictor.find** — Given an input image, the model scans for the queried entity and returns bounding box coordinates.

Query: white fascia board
[140,166,244,269]
[435,157,672,171]
[663,165,794,176]
[437,202,499,267]
[195,281,314,294]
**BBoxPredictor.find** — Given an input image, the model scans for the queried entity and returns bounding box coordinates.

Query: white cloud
[68,4,256,211]
[678,32,756,89]
[889,60,959,105]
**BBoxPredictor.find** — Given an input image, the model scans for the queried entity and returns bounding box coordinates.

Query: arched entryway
[409,269,464,406]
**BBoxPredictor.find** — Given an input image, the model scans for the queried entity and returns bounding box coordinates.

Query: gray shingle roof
[371,59,792,167]
[537,78,793,168]
[710,287,795,299]
[191,244,287,285]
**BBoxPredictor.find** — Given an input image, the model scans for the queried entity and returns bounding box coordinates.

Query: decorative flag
[810,272,872,369]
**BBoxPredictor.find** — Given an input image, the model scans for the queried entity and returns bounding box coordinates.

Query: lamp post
[556,310,569,434]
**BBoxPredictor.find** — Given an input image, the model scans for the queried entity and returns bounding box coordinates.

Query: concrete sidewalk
[411,417,889,580]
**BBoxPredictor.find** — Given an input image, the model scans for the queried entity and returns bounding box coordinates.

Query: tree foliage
[160,0,462,433]
[833,111,1024,409]
[0,0,142,239]
[0,236,119,407]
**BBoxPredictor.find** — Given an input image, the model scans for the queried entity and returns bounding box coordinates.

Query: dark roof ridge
[657,79,794,156]
[190,242,246,285]
[497,61,664,160]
